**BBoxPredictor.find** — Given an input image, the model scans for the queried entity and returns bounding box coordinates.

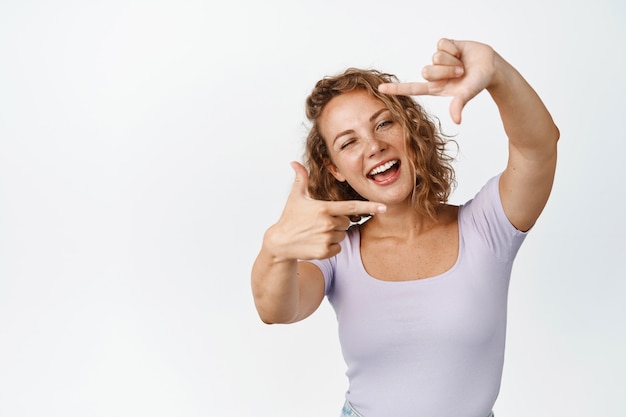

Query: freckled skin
[319,90,416,209]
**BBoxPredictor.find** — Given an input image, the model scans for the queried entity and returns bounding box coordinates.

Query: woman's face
[319,89,414,206]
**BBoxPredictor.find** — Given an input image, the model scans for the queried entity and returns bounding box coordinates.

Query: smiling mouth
[368,160,400,181]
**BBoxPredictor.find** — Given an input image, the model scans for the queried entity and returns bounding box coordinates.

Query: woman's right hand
[264,161,386,262]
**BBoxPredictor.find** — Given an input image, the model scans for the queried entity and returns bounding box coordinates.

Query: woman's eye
[377,120,392,130]
[340,140,355,150]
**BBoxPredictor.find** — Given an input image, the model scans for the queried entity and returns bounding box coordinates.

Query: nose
[365,136,386,158]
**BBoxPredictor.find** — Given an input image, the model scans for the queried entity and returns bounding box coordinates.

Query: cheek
[390,126,408,148]
[326,153,354,182]
[336,153,363,177]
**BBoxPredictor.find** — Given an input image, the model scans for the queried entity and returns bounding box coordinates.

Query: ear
[324,158,346,182]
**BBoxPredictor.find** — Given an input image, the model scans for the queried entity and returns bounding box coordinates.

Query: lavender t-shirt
[309,175,527,417]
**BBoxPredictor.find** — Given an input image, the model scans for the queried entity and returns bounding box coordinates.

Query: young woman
[251,38,559,417]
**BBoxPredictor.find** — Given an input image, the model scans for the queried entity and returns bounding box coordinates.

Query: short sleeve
[460,174,528,261]
[307,256,336,296]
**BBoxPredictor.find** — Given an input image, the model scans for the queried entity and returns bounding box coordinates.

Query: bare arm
[379,39,559,231]
[251,162,386,324]
[251,254,325,324]
[488,56,559,231]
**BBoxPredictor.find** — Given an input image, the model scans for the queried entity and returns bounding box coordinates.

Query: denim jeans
[340,401,495,417]
[340,401,363,417]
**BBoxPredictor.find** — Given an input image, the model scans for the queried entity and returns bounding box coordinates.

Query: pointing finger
[378,82,430,96]
[325,199,386,217]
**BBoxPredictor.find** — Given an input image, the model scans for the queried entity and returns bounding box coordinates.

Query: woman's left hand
[381,37,560,233]
[379,38,499,124]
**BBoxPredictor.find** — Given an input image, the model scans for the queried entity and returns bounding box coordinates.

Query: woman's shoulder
[436,203,460,225]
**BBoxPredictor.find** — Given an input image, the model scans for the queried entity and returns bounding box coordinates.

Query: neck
[362,202,440,238]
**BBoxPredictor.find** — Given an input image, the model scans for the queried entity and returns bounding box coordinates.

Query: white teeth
[369,160,398,176]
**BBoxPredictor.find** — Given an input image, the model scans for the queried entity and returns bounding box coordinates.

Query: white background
[1,1,624,416]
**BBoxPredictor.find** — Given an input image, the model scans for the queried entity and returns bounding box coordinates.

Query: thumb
[289,161,310,197]
[449,95,467,125]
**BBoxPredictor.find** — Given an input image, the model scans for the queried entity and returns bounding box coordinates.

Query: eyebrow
[332,108,389,146]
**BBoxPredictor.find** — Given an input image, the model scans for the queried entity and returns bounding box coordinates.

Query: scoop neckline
[353,211,463,285]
